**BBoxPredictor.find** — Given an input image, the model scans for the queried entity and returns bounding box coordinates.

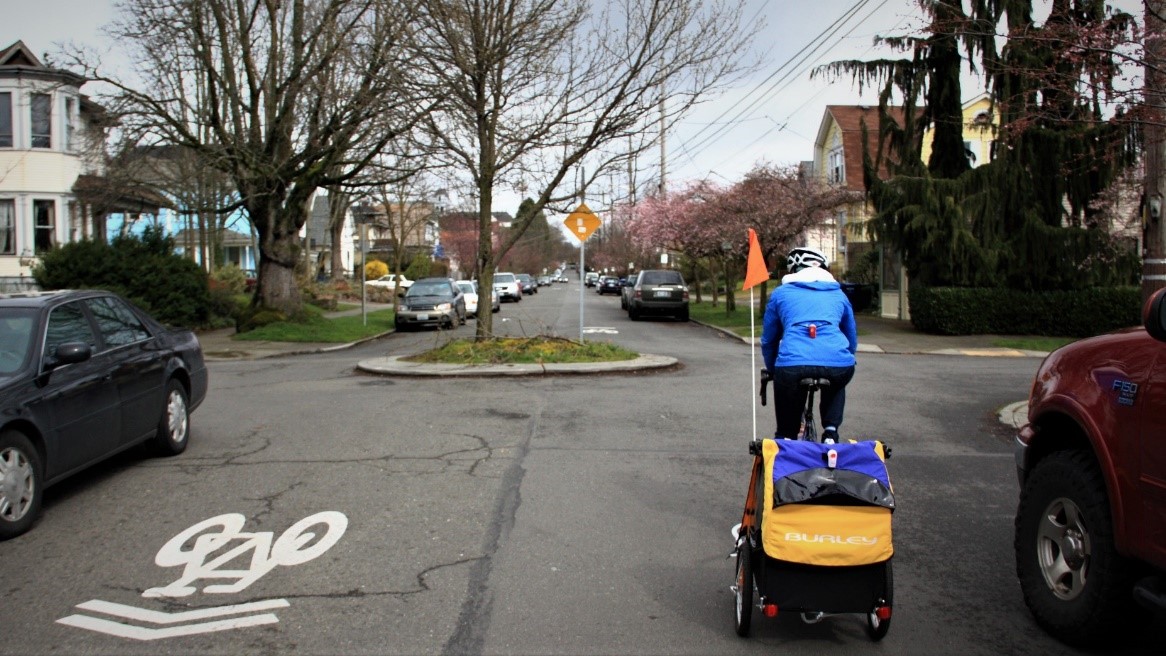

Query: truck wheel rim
[1036,496,1090,601]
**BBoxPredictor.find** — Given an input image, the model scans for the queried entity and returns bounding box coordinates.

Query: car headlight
[436,303,452,311]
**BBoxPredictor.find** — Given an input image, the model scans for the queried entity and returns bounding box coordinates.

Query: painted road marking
[58,512,346,640]
[583,327,618,334]
[145,511,347,597]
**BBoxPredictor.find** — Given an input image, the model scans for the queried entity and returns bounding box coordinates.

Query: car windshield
[495,273,516,283]
[407,282,453,297]
[0,309,37,375]
[641,271,683,285]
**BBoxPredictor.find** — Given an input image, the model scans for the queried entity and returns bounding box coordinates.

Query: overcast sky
[1,0,1145,220]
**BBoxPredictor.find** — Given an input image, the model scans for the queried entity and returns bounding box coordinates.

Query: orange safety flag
[742,228,769,290]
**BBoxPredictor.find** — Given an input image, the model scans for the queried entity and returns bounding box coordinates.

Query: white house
[0,41,166,289]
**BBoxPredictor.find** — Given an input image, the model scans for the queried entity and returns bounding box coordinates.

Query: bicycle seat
[798,377,831,390]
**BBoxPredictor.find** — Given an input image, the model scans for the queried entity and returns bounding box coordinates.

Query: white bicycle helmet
[786,246,828,272]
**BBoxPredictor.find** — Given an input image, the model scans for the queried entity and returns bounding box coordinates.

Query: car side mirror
[42,341,92,374]
[1145,288,1166,342]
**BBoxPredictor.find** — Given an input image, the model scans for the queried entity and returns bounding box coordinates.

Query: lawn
[688,299,767,337]
[991,336,1077,352]
[233,306,396,342]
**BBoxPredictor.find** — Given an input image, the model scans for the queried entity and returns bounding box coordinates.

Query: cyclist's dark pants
[771,364,855,439]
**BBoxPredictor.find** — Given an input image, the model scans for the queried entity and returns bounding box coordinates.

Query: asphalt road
[1,280,1161,655]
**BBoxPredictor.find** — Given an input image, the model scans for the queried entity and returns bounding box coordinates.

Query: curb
[202,329,394,361]
[998,401,1029,429]
[356,353,680,377]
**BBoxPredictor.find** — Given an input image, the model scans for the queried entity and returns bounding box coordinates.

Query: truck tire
[1014,450,1139,647]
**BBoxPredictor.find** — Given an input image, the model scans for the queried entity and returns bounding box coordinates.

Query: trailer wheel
[733,541,753,637]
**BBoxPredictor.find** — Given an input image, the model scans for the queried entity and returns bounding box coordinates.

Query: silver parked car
[395,278,466,331]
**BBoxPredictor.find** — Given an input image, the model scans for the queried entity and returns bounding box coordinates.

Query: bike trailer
[734,438,895,639]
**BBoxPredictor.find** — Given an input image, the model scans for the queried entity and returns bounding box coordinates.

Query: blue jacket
[761,268,858,371]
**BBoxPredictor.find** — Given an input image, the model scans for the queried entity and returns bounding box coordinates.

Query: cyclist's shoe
[822,429,839,444]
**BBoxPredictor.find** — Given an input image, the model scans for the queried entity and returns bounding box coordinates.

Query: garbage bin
[840,283,874,313]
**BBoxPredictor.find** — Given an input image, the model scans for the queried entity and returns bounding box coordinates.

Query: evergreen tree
[818,0,1139,291]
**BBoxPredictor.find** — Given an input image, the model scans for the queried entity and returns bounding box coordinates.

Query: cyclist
[761,246,858,443]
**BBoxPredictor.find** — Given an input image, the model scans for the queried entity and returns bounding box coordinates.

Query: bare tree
[410,0,757,338]
[86,0,426,314]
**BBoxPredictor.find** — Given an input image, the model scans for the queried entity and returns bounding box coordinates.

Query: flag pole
[750,287,757,441]
[742,228,768,443]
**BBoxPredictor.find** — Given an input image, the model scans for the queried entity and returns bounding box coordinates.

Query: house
[0,41,167,289]
[172,227,257,273]
[307,194,356,278]
[810,97,999,319]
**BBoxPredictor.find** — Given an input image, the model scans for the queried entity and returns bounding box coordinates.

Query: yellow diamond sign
[564,203,601,242]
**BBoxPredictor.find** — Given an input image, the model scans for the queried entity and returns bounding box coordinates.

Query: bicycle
[758,369,832,443]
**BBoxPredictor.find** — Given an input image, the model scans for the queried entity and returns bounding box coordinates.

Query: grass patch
[234,306,396,342]
[992,336,1077,352]
[688,299,770,337]
[405,337,639,364]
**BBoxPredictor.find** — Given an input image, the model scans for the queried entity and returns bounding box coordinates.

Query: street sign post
[564,204,602,341]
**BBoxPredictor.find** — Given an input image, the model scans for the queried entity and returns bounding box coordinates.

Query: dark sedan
[598,276,622,296]
[0,290,208,540]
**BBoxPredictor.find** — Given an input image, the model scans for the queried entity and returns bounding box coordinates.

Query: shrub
[909,286,1141,337]
[212,263,247,294]
[404,253,432,280]
[365,259,388,280]
[32,227,210,327]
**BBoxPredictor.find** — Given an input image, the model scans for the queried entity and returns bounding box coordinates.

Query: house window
[64,97,76,151]
[828,148,845,185]
[30,93,52,148]
[838,210,848,253]
[0,93,12,147]
[34,200,55,253]
[0,200,14,254]
[964,140,977,166]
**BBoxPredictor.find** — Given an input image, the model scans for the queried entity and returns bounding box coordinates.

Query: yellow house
[810,94,999,319]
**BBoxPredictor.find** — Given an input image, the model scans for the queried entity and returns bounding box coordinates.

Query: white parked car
[456,280,500,316]
[365,273,413,293]
[493,272,522,302]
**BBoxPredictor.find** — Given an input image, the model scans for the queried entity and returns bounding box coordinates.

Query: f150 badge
[1112,379,1138,406]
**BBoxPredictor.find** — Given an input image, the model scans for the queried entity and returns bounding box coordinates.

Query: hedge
[32,227,210,328]
[909,286,1142,337]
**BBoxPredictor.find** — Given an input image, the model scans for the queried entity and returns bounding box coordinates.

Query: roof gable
[0,41,42,68]
[819,105,911,189]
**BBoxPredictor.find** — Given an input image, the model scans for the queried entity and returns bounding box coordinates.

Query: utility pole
[658,94,666,195]
[1144,0,1166,304]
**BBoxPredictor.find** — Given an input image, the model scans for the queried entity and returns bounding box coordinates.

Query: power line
[677,0,874,156]
[678,0,896,177]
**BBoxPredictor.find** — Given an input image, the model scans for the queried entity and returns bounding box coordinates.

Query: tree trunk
[252,193,308,314]
[475,183,496,339]
[328,190,350,282]
[1144,0,1166,304]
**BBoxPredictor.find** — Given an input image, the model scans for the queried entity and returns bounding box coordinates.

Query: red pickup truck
[1014,289,1166,646]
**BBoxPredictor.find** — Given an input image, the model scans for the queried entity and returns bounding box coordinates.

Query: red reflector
[763,604,778,617]
[875,606,892,620]
[809,324,817,338]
